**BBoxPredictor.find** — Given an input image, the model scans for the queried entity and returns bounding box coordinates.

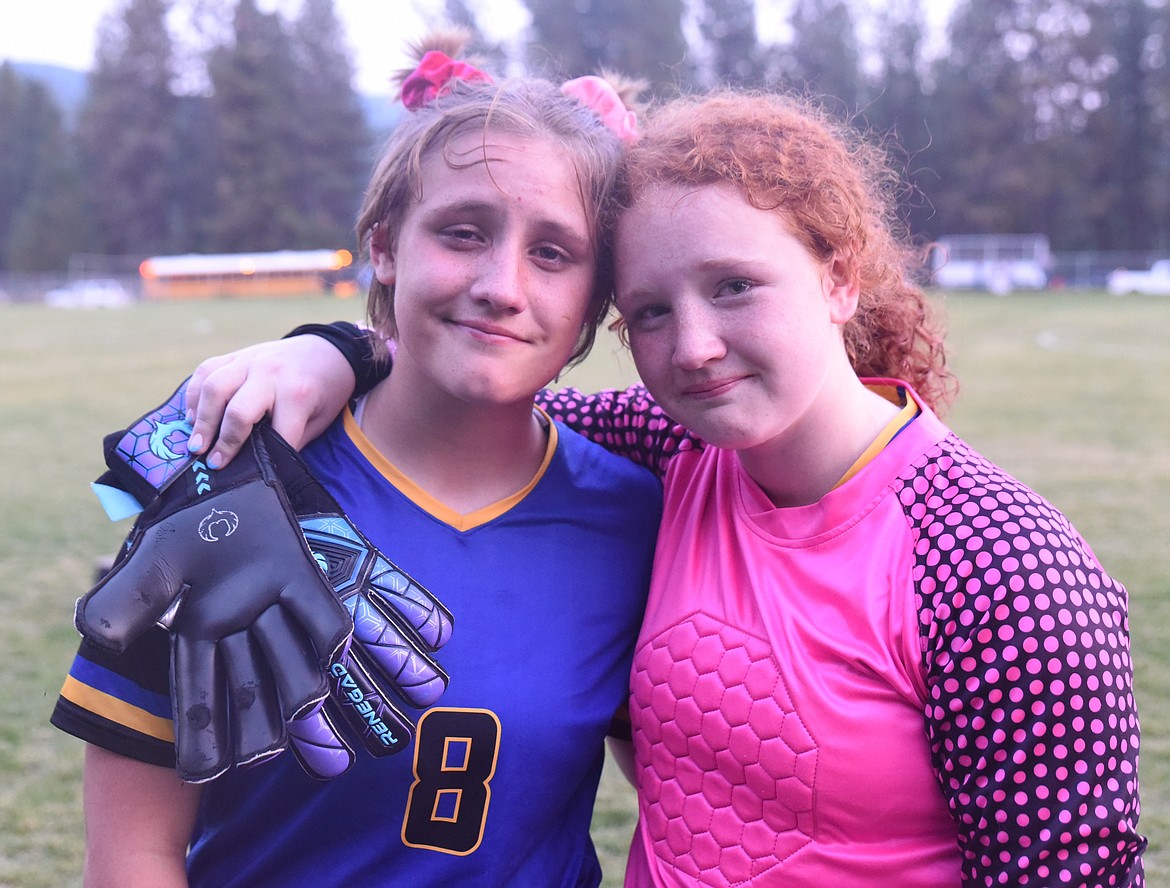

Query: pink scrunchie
[400,50,493,111]
[561,75,639,143]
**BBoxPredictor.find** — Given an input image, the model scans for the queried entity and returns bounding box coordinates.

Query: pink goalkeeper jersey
[615,383,1141,887]
[623,396,959,887]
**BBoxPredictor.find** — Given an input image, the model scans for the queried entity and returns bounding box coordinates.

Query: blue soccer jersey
[53,407,662,887]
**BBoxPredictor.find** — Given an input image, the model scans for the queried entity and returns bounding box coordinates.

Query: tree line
[1,0,1167,274]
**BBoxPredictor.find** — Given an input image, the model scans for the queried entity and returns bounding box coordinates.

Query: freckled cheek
[627,332,671,382]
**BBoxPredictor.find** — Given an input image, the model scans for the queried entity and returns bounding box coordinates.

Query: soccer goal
[931,234,1051,294]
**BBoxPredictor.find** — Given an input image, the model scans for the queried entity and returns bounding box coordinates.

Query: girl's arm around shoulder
[910,441,1145,884]
[538,384,699,478]
[83,744,203,888]
[184,323,368,469]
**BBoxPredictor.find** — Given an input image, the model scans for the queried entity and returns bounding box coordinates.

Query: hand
[185,334,358,470]
[78,389,353,782]
[78,381,453,782]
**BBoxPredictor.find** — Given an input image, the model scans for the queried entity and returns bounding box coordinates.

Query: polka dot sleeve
[905,435,1145,885]
[537,385,699,478]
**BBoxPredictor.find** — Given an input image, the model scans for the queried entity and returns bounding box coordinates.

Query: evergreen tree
[1001,0,1134,250]
[171,93,220,252]
[288,0,372,249]
[920,0,1049,238]
[916,0,1169,248]
[1085,0,1166,249]
[0,64,34,268]
[206,0,305,251]
[1138,0,1170,249]
[782,0,863,112]
[6,122,98,272]
[862,0,929,141]
[693,0,763,87]
[522,0,691,90]
[0,65,94,271]
[860,0,934,238]
[76,0,179,257]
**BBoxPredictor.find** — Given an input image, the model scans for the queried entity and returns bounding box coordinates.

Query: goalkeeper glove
[77,380,452,782]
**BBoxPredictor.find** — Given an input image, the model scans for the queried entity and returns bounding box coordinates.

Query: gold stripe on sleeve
[59,675,175,742]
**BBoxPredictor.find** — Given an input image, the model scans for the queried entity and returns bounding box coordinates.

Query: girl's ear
[824,253,860,325]
[370,223,396,286]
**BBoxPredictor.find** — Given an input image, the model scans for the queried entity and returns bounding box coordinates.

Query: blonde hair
[608,90,956,412]
[356,32,639,367]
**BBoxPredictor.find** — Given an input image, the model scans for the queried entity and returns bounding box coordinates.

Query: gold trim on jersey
[59,675,175,742]
[832,385,920,490]
[342,406,558,532]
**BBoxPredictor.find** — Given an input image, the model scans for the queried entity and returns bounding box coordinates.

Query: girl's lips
[682,375,747,399]
[450,319,527,342]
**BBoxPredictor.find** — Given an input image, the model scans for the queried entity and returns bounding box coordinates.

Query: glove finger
[297,513,451,654]
[251,606,329,721]
[350,595,449,709]
[75,534,186,652]
[219,630,287,768]
[281,571,354,670]
[328,645,414,758]
[367,554,453,651]
[172,634,231,783]
[288,701,356,780]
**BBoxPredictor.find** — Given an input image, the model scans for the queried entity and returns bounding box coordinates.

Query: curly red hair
[607,91,956,413]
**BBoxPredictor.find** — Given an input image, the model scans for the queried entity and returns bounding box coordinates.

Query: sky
[0,0,528,96]
[0,1,955,96]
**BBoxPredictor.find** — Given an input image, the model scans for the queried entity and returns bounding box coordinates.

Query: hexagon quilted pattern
[631,611,818,885]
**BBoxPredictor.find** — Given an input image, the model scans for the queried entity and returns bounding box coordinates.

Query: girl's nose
[671,304,725,369]
[470,245,528,312]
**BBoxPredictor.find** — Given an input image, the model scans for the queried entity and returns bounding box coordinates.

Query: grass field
[0,290,1165,886]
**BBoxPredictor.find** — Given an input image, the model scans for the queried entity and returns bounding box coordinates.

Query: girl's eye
[441,226,481,246]
[716,278,753,299]
[625,302,670,330]
[533,244,571,267]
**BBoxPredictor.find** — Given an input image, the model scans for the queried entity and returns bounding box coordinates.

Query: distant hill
[9,60,398,136]
[9,62,88,126]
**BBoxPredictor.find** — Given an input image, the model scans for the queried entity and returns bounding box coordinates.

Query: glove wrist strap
[93,380,210,518]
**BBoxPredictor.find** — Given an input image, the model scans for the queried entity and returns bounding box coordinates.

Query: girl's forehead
[618,182,745,223]
[415,130,593,232]
[433,125,555,164]
[425,129,575,187]
[618,181,801,233]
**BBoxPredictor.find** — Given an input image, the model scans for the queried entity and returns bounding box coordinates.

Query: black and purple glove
[77,380,453,782]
